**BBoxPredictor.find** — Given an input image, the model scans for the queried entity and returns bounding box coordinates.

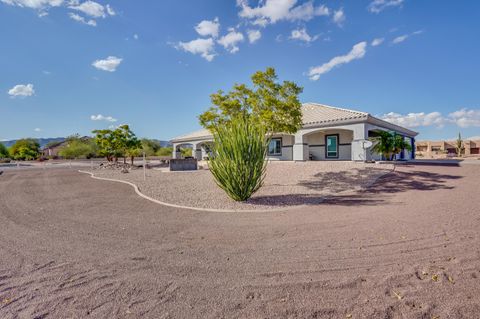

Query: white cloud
[289,27,318,43]
[218,29,244,53]
[133,34,139,40]
[392,30,423,44]
[368,0,404,13]
[0,0,63,9]
[195,17,220,38]
[332,8,345,26]
[68,0,114,18]
[247,29,261,43]
[308,41,367,80]
[392,34,408,44]
[237,0,330,25]
[8,84,35,97]
[448,108,480,128]
[177,38,216,61]
[371,37,384,46]
[34,128,42,132]
[380,111,445,128]
[69,12,96,26]
[92,56,122,72]
[90,114,117,122]
[380,108,480,129]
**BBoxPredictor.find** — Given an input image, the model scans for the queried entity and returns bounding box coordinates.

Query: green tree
[455,132,464,157]
[370,131,411,161]
[156,146,173,157]
[199,67,303,134]
[0,143,9,159]
[141,139,162,156]
[209,116,268,201]
[92,129,117,161]
[58,136,95,159]
[9,139,40,160]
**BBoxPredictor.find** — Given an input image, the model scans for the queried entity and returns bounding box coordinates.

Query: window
[325,135,338,158]
[268,138,282,155]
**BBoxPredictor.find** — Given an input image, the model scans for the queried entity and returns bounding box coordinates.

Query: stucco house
[171,103,418,162]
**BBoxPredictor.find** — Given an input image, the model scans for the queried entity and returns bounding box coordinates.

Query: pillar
[293,133,308,161]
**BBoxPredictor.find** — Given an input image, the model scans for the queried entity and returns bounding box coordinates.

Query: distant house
[41,136,92,158]
[416,139,480,158]
[171,103,418,161]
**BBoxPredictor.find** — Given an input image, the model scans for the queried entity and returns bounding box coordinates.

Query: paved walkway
[0,166,479,318]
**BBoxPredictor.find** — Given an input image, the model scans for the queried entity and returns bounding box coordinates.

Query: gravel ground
[0,165,479,318]
[87,161,394,210]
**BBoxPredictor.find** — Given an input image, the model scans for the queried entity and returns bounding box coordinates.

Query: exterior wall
[266,134,294,161]
[305,130,353,160]
[416,139,480,158]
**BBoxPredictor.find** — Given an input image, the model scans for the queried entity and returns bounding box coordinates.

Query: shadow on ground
[248,168,462,207]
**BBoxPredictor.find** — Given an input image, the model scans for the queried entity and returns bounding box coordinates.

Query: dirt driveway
[0,164,479,318]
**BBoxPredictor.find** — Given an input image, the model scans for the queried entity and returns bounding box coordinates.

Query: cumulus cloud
[92,56,122,72]
[289,27,318,43]
[368,0,404,13]
[195,17,220,38]
[332,8,345,26]
[90,114,117,122]
[308,41,367,80]
[237,0,330,25]
[247,29,261,43]
[371,37,384,46]
[177,38,216,61]
[69,12,96,26]
[68,0,114,18]
[448,108,480,128]
[217,29,244,53]
[34,128,42,132]
[0,0,63,9]
[380,111,445,128]
[380,108,480,129]
[8,84,35,97]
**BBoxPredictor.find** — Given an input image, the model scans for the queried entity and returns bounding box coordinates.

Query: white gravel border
[78,170,306,213]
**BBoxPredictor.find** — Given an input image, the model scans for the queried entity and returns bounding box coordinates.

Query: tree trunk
[131,156,134,165]
[123,156,126,164]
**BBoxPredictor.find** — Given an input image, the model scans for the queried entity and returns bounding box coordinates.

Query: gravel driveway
[87,161,394,210]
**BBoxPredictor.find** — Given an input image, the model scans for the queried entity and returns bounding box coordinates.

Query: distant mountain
[1,137,172,148]
[1,137,65,148]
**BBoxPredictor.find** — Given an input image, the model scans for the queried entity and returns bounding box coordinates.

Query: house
[171,103,418,161]
[416,139,480,158]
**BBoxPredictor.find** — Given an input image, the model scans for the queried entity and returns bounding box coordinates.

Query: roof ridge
[303,102,369,116]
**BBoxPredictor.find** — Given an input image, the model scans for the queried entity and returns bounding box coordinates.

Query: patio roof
[171,103,417,143]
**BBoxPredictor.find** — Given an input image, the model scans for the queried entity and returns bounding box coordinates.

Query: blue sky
[1,0,479,141]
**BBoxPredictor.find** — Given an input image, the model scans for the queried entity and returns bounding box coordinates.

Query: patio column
[293,132,308,161]
[172,143,178,159]
[192,142,202,160]
[351,124,368,161]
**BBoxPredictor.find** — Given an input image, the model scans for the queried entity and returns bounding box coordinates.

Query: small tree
[58,136,94,159]
[0,143,9,159]
[141,139,162,156]
[92,129,117,161]
[199,67,303,134]
[455,132,464,157]
[209,116,268,201]
[9,139,40,160]
[370,131,411,161]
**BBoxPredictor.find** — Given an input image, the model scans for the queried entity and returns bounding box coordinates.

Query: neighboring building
[171,103,418,161]
[416,139,480,158]
[41,136,92,158]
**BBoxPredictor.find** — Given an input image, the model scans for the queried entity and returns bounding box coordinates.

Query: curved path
[0,166,479,318]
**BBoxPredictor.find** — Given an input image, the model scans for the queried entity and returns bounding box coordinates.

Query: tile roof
[171,103,416,142]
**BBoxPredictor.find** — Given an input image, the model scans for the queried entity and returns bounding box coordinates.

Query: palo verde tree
[92,129,117,161]
[92,125,141,163]
[199,68,303,201]
[9,138,40,160]
[199,67,303,134]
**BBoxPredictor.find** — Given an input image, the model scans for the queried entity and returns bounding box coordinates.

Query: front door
[326,134,339,159]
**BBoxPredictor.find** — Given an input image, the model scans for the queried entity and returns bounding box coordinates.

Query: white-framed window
[268,138,282,156]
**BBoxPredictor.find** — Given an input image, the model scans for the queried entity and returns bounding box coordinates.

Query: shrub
[9,138,40,160]
[209,116,268,201]
[0,143,9,159]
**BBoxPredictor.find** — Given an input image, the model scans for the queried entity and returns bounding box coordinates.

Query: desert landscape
[1,163,479,318]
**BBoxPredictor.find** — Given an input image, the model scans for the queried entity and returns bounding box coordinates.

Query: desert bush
[209,116,268,201]
[9,138,40,160]
[0,143,9,159]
